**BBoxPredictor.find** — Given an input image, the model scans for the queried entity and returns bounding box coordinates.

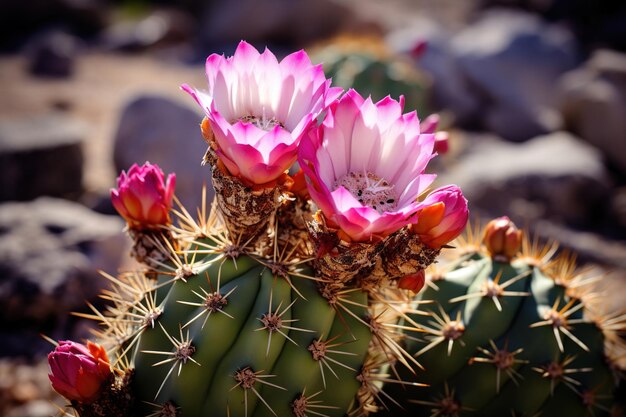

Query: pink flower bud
[48,341,112,404]
[411,185,469,249]
[398,270,426,293]
[111,162,176,230]
[421,114,449,154]
[482,216,523,261]
[420,114,440,135]
[434,131,449,154]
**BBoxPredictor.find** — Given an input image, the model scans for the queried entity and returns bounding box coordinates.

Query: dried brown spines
[308,215,385,286]
[128,228,180,268]
[375,227,441,279]
[201,118,292,247]
[308,212,440,293]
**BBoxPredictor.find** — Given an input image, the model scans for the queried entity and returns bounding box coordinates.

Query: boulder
[477,0,626,51]
[25,29,79,78]
[0,198,126,356]
[101,9,195,52]
[387,19,482,126]
[451,9,579,140]
[558,49,626,175]
[439,131,611,226]
[0,114,85,201]
[113,95,215,212]
[198,0,353,50]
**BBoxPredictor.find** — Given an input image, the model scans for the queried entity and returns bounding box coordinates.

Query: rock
[477,0,626,51]
[113,95,214,212]
[101,9,195,52]
[0,198,126,356]
[198,0,353,50]
[0,114,85,201]
[0,358,61,417]
[0,0,106,51]
[558,49,626,175]
[439,131,611,226]
[4,401,57,417]
[532,220,626,270]
[451,9,580,140]
[25,30,79,78]
[387,19,482,126]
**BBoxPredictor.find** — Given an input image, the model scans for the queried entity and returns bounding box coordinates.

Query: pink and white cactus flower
[111,162,176,229]
[182,41,342,185]
[410,184,469,249]
[299,89,437,242]
[48,341,112,404]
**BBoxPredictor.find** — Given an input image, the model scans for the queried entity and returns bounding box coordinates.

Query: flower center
[334,171,397,214]
[239,115,284,131]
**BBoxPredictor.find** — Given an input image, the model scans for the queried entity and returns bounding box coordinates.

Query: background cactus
[385,218,626,416]
[310,35,431,117]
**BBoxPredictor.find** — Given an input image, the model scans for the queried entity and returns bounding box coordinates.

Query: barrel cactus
[385,217,625,416]
[47,41,467,417]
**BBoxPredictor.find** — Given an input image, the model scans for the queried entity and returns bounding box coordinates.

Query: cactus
[100,221,374,417]
[310,35,431,116]
[48,42,467,417]
[384,218,626,416]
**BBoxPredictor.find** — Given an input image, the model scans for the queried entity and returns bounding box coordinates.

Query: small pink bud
[434,131,449,154]
[398,270,426,293]
[411,185,469,249]
[421,114,449,154]
[483,216,523,261]
[420,114,440,135]
[409,40,428,59]
[48,341,112,404]
[111,162,176,230]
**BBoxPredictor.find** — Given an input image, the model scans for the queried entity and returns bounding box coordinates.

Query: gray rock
[113,95,214,212]
[101,9,195,52]
[452,9,580,140]
[532,220,626,270]
[0,114,85,201]
[388,20,482,125]
[199,0,353,49]
[439,131,611,226]
[5,401,57,417]
[0,198,126,355]
[558,49,626,175]
[26,30,79,78]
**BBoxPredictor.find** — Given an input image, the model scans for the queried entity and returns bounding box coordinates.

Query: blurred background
[1,0,625,415]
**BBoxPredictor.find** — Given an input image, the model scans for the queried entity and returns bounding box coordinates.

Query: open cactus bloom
[110,162,176,230]
[299,89,438,243]
[48,341,111,404]
[182,40,342,186]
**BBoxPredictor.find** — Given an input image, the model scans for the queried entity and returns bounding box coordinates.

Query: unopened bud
[48,341,112,404]
[482,216,522,261]
[398,270,426,293]
[111,162,176,230]
[411,185,468,249]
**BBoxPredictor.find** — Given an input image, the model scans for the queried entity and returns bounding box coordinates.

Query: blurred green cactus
[311,35,431,116]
